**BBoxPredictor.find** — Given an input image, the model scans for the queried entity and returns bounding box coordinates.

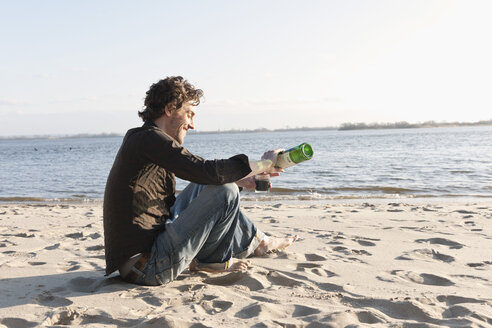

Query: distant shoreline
[338,119,492,131]
[1,119,491,140]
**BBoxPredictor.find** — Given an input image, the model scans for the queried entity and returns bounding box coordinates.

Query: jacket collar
[143,121,158,129]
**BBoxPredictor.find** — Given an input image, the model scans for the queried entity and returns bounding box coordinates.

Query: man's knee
[220,182,240,198]
[209,183,240,202]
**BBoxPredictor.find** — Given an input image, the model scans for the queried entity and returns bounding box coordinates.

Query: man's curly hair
[138,76,203,122]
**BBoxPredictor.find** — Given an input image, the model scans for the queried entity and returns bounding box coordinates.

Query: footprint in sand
[415,237,464,249]
[395,249,455,263]
[305,253,327,261]
[437,295,486,306]
[466,261,492,269]
[333,234,346,240]
[291,304,322,317]
[65,232,84,239]
[311,268,337,277]
[341,296,435,323]
[175,283,207,293]
[235,303,280,319]
[391,270,454,286]
[140,293,164,307]
[352,249,372,256]
[275,252,303,261]
[87,232,102,239]
[266,271,306,287]
[326,240,344,245]
[354,239,377,247]
[60,260,81,272]
[200,300,233,314]
[442,305,476,319]
[43,307,83,326]
[203,271,268,292]
[0,232,35,238]
[235,302,320,320]
[34,291,73,307]
[454,209,478,215]
[261,216,279,223]
[86,245,104,251]
[68,276,109,293]
[450,274,489,284]
[296,262,322,270]
[317,281,347,294]
[45,243,60,250]
[44,307,141,327]
[0,318,38,328]
[296,263,337,277]
[355,311,385,324]
[332,246,372,256]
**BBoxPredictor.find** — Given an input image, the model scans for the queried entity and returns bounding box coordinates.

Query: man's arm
[141,129,252,185]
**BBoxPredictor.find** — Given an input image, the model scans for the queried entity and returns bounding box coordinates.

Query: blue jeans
[134,183,262,286]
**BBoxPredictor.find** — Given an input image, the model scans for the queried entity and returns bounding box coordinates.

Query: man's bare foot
[189,258,250,273]
[254,235,299,256]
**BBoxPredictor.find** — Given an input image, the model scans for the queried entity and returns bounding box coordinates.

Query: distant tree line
[2,120,491,139]
[187,126,337,135]
[338,120,492,131]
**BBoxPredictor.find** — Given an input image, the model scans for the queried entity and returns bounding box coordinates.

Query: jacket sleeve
[139,129,251,185]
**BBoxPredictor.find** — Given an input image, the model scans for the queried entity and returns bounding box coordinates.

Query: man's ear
[163,104,173,117]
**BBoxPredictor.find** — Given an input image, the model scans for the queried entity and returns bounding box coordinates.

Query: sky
[1,0,491,136]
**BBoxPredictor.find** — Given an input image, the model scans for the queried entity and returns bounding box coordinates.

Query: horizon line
[1,119,491,140]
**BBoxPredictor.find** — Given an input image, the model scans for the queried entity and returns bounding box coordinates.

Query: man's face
[167,102,195,145]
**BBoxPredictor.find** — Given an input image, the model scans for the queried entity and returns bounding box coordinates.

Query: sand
[0,200,491,327]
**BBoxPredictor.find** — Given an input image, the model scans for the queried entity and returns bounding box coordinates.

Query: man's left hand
[236,176,256,190]
[236,172,282,191]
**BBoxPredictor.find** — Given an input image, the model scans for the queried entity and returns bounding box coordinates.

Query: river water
[1,126,491,202]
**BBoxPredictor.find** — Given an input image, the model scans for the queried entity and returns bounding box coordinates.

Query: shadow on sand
[0,270,130,310]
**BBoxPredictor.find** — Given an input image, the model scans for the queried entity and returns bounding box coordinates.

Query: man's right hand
[261,149,285,174]
[244,149,285,180]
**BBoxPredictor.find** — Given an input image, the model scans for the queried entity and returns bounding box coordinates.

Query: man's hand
[236,176,256,190]
[236,174,280,191]
[245,148,285,181]
[261,149,285,174]
[237,148,284,190]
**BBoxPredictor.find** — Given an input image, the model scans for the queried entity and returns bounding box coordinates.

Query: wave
[0,197,48,202]
[270,186,420,194]
[242,192,492,202]
[331,186,419,194]
[241,193,428,202]
[2,188,492,204]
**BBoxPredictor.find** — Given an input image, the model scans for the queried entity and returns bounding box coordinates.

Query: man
[103,76,297,286]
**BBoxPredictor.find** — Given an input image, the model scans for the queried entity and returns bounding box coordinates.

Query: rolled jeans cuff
[235,229,266,259]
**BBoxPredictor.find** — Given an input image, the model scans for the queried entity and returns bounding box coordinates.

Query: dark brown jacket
[103,122,251,275]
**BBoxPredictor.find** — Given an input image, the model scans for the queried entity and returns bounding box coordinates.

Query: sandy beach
[0,200,491,327]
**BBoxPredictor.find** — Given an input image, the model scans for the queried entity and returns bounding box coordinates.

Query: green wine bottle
[275,143,313,169]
